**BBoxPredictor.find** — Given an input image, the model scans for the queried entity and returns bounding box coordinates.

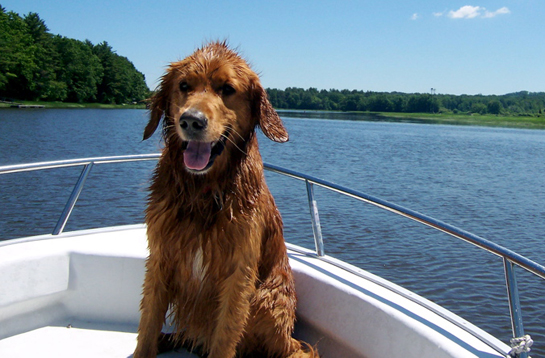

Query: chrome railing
[1,154,543,357]
[0,154,160,235]
[265,163,543,358]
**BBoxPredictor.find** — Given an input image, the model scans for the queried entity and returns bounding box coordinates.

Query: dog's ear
[143,93,164,140]
[252,84,288,143]
[143,69,174,141]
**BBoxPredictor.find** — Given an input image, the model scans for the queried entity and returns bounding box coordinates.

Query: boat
[0,154,543,358]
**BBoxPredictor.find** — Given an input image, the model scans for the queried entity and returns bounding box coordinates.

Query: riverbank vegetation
[0,101,146,109]
[0,7,149,104]
[370,111,545,129]
[266,88,545,129]
[266,88,545,117]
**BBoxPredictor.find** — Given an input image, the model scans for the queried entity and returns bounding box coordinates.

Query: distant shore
[371,111,545,129]
[0,101,146,109]
[2,101,544,129]
[278,109,545,130]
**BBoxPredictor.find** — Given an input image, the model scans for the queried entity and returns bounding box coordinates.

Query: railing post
[305,180,324,256]
[503,257,528,358]
[52,163,94,235]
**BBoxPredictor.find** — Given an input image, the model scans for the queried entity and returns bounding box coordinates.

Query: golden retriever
[134,42,318,358]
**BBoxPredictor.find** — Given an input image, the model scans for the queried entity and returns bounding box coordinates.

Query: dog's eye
[179,82,190,93]
[221,84,236,96]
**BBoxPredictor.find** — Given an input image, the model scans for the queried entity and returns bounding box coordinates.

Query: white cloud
[448,5,482,19]
[433,12,444,17]
[411,13,420,20]
[483,7,511,18]
[447,5,511,19]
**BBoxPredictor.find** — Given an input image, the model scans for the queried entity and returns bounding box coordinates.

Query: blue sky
[3,0,544,95]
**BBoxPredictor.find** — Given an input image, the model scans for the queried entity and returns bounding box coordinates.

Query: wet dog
[134,42,318,358]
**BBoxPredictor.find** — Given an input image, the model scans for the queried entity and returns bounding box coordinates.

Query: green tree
[341,94,359,111]
[285,88,303,109]
[301,88,322,110]
[470,103,487,115]
[93,42,148,103]
[268,88,545,116]
[368,94,393,112]
[391,95,405,112]
[23,12,48,42]
[487,100,502,115]
[0,6,149,103]
[23,12,65,100]
[0,9,37,98]
[406,94,439,113]
[54,36,103,102]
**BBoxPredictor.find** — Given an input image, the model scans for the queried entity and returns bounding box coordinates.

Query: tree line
[3,6,543,114]
[266,88,545,117]
[0,7,149,104]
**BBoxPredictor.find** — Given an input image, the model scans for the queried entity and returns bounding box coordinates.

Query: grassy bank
[372,111,545,129]
[0,100,146,109]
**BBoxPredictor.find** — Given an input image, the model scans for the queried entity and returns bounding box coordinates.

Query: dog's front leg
[133,258,170,358]
[208,266,256,358]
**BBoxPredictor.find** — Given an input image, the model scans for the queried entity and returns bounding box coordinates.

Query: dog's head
[143,42,288,174]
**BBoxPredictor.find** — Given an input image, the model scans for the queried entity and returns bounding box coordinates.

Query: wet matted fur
[134,42,318,358]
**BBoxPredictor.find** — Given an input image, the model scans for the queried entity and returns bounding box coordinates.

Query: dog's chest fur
[190,245,207,282]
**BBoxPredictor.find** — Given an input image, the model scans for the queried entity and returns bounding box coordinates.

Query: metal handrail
[264,163,545,281]
[1,154,543,357]
[264,163,543,358]
[0,154,160,235]
[0,153,161,175]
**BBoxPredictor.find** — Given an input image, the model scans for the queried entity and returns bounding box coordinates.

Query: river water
[1,109,544,356]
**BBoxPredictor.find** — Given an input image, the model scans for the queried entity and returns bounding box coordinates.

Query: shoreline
[2,102,544,129]
[278,109,545,130]
[375,112,545,129]
[0,101,146,109]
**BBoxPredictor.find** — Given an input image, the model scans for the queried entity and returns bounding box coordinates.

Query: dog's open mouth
[182,130,229,173]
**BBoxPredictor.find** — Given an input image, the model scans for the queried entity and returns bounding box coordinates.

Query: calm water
[1,109,544,356]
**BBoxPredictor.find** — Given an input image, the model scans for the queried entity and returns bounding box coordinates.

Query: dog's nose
[180,109,208,136]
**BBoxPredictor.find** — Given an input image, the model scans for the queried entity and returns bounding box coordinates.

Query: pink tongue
[184,141,212,170]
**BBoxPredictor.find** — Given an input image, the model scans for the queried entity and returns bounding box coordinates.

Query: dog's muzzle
[179,110,229,173]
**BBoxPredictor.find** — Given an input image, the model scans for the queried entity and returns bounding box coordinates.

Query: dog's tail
[287,340,320,358]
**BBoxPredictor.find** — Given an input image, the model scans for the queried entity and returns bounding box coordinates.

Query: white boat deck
[0,226,197,357]
[1,326,168,358]
[0,226,510,358]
